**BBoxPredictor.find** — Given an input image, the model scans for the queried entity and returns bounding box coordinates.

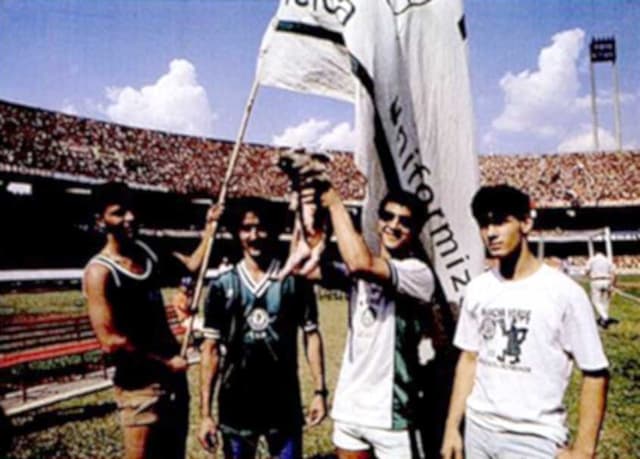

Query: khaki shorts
[114,383,166,427]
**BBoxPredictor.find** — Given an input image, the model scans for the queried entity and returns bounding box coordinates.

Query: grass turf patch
[3,281,640,458]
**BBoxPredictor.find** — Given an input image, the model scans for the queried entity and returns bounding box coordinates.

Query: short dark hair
[92,182,133,216]
[471,184,531,225]
[230,196,278,236]
[378,190,426,232]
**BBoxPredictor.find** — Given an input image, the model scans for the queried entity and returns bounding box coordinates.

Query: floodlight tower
[589,36,622,152]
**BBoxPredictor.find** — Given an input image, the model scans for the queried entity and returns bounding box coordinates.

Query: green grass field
[3,280,640,458]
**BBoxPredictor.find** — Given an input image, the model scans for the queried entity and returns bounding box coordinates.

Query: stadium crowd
[2,100,639,207]
[0,101,365,199]
[479,152,640,207]
[0,102,637,458]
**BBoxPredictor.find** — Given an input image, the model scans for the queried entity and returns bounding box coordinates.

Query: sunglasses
[378,209,412,228]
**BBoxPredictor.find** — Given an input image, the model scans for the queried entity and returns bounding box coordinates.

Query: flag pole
[181,78,261,357]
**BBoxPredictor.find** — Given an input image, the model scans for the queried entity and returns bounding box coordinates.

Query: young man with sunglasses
[83,182,221,459]
[441,184,609,459]
[301,183,434,459]
[198,197,326,459]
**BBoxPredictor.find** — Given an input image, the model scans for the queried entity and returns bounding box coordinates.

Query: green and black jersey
[203,260,318,435]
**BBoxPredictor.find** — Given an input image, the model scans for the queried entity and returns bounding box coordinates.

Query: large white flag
[344,0,484,306]
[257,0,483,306]
[256,1,355,102]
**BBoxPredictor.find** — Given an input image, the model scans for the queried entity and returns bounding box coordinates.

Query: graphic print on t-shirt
[247,307,272,335]
[356,281,384,329]
[244,297,278,343]
[497,318,528,364]
[478,307,531,372]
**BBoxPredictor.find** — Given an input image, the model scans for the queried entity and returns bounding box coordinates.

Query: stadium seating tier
[1,100,639,208]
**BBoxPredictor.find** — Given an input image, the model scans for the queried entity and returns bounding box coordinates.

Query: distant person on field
[198,197,326,459]
[83,181,221,459]
[585,252,617,328]
[441,184,609,459]
[218,255,232,271]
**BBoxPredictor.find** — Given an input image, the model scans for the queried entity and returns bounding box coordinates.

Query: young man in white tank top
[84,182,221,459]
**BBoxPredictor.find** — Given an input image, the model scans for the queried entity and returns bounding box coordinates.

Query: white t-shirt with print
[331,258,433,429]
[454,264,608,444]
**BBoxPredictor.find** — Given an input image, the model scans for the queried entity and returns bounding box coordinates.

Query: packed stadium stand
[0,100,365,200]
[480,151,640,208]
[1,99,639,272]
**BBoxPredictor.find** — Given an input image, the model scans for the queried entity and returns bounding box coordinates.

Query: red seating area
[0,306,185,400]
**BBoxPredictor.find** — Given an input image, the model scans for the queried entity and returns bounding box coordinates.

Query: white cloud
[317,122,356,150]
[60,100,78,115]
[575,90,638,110]
[272,118,355,151]
[557,126,618,152]
[103,59,215,136]
[492,28,585,137]
[273,119,330,149]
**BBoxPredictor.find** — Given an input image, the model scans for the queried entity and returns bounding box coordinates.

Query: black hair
[471,184,531,225]
[378,189,427,232]
[91,181,133,216]
[229,196,278,237]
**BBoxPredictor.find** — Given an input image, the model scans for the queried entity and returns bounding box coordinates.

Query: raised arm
[173,203,224,272]
[313,187,391,282]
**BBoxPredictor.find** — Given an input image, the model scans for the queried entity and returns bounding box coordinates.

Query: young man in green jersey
[198,197,327,459]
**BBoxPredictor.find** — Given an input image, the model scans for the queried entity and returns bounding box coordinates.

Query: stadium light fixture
[588,36,622,152]
[7,182,32,195]
[65,187,91,195]
[590,37,616,63]
[191,198,213,205]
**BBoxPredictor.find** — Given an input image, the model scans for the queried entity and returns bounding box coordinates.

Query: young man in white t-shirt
[441,184,609,459]
[301,184,434,459]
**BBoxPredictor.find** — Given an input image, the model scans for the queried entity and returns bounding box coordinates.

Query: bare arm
[85,264,131,353]
[198,338,221,451]
[316,187,390,282]
[558,370,608,458]
[441,351,478,459]
[304,330,327,427]
[174,204,224,272]
[84,264,187,371]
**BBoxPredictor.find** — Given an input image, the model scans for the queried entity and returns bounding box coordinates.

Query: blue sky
[0,0,638,155]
